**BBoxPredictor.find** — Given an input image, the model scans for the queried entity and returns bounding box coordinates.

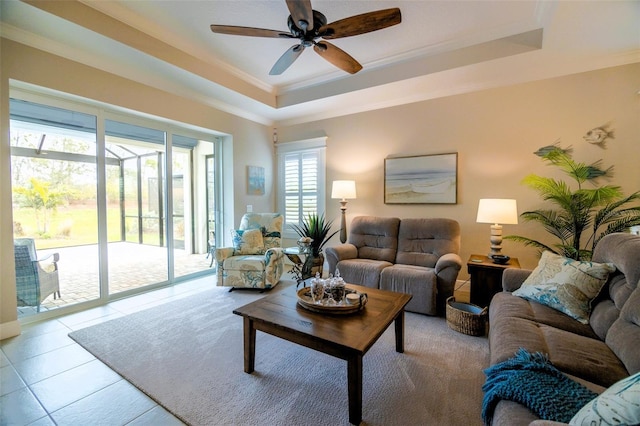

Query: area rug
[69,282,489,425]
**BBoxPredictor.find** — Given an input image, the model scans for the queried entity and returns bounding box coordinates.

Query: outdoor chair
[215,213,285,290]
[206,230,216,268]
[14,238,61,312]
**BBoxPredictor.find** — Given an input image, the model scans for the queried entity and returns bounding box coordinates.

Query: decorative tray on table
[296,286,368,315]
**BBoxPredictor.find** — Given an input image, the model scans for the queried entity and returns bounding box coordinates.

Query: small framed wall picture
[247,165,265,195]
[384,152,458,204]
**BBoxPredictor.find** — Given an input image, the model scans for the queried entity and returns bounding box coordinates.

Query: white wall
[278,63,640,274]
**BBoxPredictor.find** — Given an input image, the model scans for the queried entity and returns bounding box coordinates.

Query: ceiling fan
[210,0,401,75]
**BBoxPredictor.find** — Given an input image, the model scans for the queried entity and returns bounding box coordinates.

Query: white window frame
[276,137,327,240]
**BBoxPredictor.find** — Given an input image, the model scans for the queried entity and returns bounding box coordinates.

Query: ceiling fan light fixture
[210,1,401,75]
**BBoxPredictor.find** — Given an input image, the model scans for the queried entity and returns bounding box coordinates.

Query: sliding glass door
[105,119,169,294]
[10,93,219,319]
[10,99,101,315]
[172,135,217,279]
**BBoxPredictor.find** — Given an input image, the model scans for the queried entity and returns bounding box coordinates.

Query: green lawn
[14,206,127,249]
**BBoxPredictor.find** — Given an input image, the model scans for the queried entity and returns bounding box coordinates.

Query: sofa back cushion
[606,287,640,375]
[590,233,640,337]
[349,216,400,263]
[395,218,460,267]
[239,213,283,249]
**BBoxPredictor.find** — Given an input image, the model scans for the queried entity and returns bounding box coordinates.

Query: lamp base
[488,224,503,256]
[339,203,347,244]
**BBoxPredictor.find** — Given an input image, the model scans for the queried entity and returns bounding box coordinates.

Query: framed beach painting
[384,153,458,204]
[247,165,265,195]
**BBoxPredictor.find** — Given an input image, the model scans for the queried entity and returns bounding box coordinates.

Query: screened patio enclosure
[10,96,219,318]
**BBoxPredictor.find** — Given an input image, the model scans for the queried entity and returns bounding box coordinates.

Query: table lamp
[476,198,518,257]
[331,180,357,243]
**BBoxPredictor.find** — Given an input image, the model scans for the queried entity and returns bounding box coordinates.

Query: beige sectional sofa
[486,233,640,425]
[325,216,462,315]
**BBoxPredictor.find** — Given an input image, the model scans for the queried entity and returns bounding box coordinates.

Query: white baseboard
[0,320,21,340]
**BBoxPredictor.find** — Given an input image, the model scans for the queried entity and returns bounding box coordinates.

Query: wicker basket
[446,296,488,336]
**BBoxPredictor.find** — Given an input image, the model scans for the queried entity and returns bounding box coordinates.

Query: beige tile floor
[3,273,471,426]
[2,276,214,426]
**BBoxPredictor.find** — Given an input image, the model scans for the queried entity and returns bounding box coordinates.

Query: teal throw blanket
[482,348,597,425]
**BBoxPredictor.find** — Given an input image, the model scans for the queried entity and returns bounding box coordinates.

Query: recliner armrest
[264,247,284,261]
[325,244,358,274]
[215,247,235,264]
[502,268,533,292]
[435,253,462,274]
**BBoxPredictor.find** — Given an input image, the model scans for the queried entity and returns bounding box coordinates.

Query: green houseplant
[291,212,340,257]
[505,143,640,261]
[291,212,340,279]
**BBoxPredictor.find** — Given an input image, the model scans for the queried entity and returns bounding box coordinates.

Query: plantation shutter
[284,151,318,224]
[277,138,327,238]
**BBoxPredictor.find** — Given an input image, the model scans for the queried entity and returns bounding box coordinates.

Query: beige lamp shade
[476,198,518,257]
[331,180,357,200]
[476,199,518,225]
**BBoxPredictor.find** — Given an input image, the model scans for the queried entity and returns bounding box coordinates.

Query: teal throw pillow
[513,251,615,324]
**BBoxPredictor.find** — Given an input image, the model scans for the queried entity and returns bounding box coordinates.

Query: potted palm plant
[291,212,340,278]
[505,142,640,261]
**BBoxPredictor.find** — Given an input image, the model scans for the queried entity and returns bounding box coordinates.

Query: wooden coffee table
[233,284,412,425]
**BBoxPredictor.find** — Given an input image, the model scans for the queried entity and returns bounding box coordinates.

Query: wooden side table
[467,255,520,307]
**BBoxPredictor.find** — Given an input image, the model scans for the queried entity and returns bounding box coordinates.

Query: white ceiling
[1,1,639,126]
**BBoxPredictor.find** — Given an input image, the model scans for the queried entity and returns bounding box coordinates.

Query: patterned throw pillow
[513,251,615,324]
[570,372,640,425]
[231,229,265,255]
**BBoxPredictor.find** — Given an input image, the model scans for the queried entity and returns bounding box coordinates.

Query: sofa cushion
[606,287,640,375]
[538,324,628,388]
[513,251,615,324]
[489,315,549,366]
[590,233,640,340]
[489,308,628,388]
[592,233,640,301]
[492,400,540,426]
[337,258,393,289]
[569,371,640,426]
[380,264,437,315]
[223,254,266,270]
[349,216,400,263]
[395,218,460,267]
[490,293,598,339]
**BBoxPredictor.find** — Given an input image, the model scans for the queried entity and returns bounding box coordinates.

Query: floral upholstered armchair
[215,213,285,290]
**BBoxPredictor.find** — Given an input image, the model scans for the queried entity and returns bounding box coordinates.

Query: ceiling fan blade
[320,8,401,39]
[210,25,292,38]
[313,41,362,74]
[286,0,314,31]
[270,44,305,75]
